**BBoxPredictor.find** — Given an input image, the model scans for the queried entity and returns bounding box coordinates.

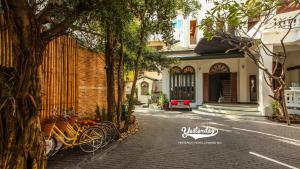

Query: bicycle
[43,107,106,158]
[93,121,120,148]
[78,120,119,147]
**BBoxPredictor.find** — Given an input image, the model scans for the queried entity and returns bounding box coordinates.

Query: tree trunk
[279,89,291,125]
[105,25,116,122]
[0,1,46,168]
[127,24,145,117]
[0,36,46,169]
[116,36,124,128]
[272,82,290,125]
[0,106,45,169]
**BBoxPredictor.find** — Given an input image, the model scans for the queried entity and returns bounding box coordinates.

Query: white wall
[162,69,170,100]
[172,0,215,48]
[143,71,162,80]
[172,0,244,49]
[246,57,259,102]
[196,58,239,73]
[258,45,274,116]
[262,10,300,45]
[238,58,247,102]
[161,57,258,107]
[136,78,154,104]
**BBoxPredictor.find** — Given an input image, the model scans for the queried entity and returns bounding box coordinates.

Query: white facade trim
[161,57,259,108]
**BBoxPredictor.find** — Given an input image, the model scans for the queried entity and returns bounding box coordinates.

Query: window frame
[169,66,196,102]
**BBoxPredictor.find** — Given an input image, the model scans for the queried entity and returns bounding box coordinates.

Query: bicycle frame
[45,122,96,148]
[44,107,105,156]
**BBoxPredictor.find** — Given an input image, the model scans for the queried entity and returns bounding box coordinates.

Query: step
[202,104,259,112]
[197,106,263,117]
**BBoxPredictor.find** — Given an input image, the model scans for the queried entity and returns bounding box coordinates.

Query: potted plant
[159,92,169,110]
[163,98,169,110]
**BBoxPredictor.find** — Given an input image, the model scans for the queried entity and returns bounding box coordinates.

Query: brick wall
[0,15,113,121]
[77,47,107,118]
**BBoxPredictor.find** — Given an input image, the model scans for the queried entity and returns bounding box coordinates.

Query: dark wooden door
[231,72,237,103]
[203,73,209,103]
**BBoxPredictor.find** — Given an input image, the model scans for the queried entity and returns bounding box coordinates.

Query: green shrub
[95,105,101,118]
[158,92,168,106]
[125,94,139,105]
[150,93,159,104]
[102,107,107,120]
[95,105,107,121]
[272,101,281,117]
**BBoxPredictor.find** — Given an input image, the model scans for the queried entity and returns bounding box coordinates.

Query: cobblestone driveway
[47,108,300,169]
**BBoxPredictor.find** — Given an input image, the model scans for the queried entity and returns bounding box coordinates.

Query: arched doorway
[203,63,237,103]
[209,63,231,102]
[141,81,149,95]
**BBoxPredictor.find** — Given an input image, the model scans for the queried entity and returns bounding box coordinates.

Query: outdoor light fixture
[241,64,245,69]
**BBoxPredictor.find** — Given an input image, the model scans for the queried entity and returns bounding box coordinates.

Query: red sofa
[170,99,191,111]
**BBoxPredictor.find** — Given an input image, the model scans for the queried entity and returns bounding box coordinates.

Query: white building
[126,72,162,104]
[154,1,300,116]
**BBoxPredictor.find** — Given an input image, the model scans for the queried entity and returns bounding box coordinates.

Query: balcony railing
[264,10,300,31]
[285,89,300,115]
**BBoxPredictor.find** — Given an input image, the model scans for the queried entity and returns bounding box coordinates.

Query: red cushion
[183,100,190,105]
[171,100,178,105]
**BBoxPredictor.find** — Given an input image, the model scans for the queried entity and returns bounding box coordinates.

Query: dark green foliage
[95,105,101,120]
[158,92,169,106]
[121,105,128,121]
[141,47,177,72]
[101,107,106,120]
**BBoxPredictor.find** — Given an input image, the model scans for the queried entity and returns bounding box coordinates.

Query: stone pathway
[47,108,300,169]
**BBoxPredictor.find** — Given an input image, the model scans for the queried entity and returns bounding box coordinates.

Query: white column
[258,44,274,116]
[198,71,203,105]
[162,69,170,100]
[196,63,203,105]
[239,58,247,102]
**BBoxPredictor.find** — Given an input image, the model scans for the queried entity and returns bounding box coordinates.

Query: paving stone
[47,109,300,169]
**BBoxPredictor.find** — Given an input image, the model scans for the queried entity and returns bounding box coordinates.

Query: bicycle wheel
[102,121,119,140]
[98,124,112,146]
[45,137,55,158]
[45,137,59,158]
[79,126,105,153]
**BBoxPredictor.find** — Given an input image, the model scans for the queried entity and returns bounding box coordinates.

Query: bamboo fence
[0,15,78,123]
